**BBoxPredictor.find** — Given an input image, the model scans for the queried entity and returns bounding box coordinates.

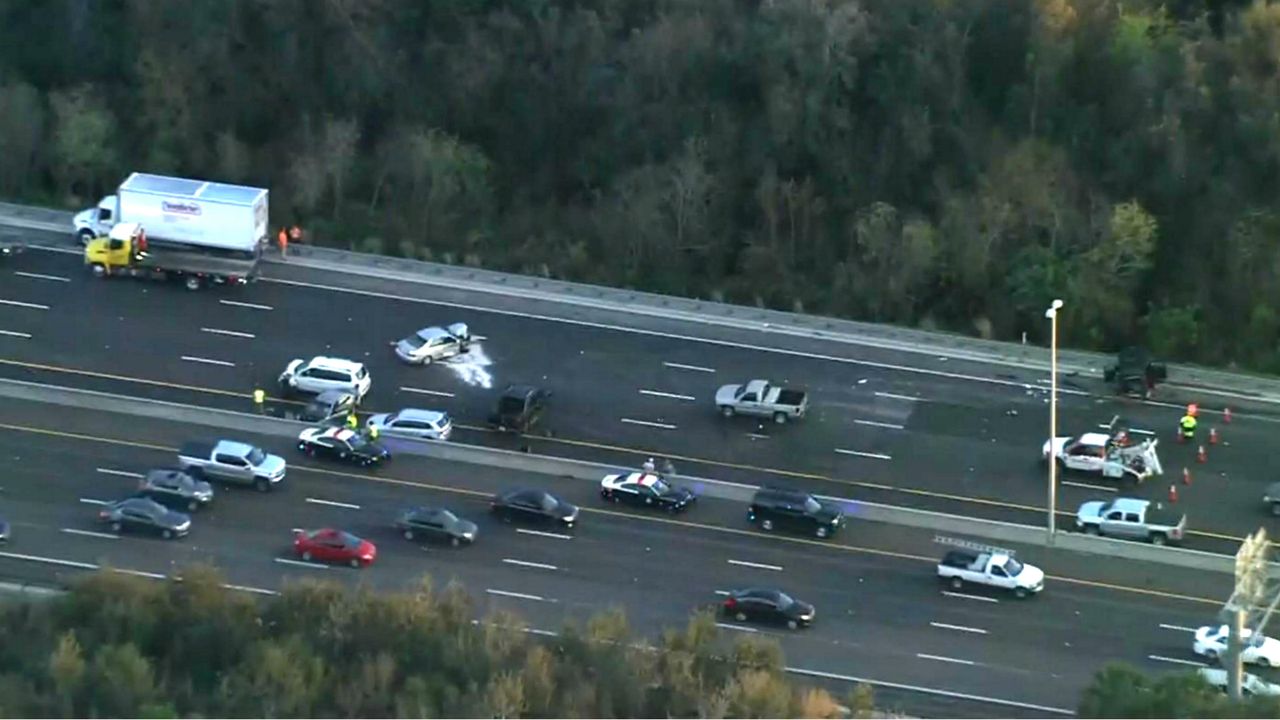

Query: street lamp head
[1045,299,1064,319]
[1052,299,1064,310]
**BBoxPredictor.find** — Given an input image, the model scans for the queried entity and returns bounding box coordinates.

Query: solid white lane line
[61,528,118,540]
[399,386,456,398]
[1061,481,1116,493]
[930,621,988,635]
[515,528,572,541]
[941,591,999,603]
[639,389,697,401]
[621,418,677,430]
[0,330,31,339]
[1148,655,1205,668]
[118,568,167,580]
[917,653,976,666]
[714,590,731,596]
[785,667,1076,717]
[274,558,328,570]
[201,327,256,339]
[727,559,783,572]
[96,468,144,479]
[78,498,108,506]
[486,588,551,602]
[715,622,758,633]
[746,433,770,440]
[181,355,236,368]
[0,550,98,570]
[854,419,905,430]
[219,299,273,310]
[1159,623,1197,633]
[664,361,715,373]
[834,448,892,460]
[13,271,69,282]
[224,583,280,596]
[305,497,361,510]
[502,558,558,571]
[0,298,47,310]
[875,391,922,402]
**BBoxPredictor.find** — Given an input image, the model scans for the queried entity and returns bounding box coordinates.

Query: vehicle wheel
[184,275,202,291]
[187,500,198,512]
[815,526,829,539]
[162,529,173,539]
[787,619,799,630]
[450,536,461,547]
[1015,587,1028,599]
[89,262,107,278]
[1055,458,1067,475]
[79,229,96,246]
[422,355,432,365]
[1259,657,1273,668]
[720,406,735,418]
[301,551,313,561]
[254,478,270,493]
[402,529,414,540]
[111,522,122,533]
[1085,525,1099,535]
[949,577,963,590]
[1205,649,1219,661]
[1151,533,1167,546]
[734,612,747,622]
[774,412,788,425]
[761,519,773,531]
[350,558,361,568]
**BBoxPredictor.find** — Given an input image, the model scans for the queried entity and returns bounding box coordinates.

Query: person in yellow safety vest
[252,388,266,413]
[1179,413,1197,440]
[367,424,379,440]
[346,413,358,430]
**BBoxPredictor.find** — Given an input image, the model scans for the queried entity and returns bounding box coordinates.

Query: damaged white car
[1042,431,1162,481]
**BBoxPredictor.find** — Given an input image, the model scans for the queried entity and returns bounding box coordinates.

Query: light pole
[1045,299,1064,544]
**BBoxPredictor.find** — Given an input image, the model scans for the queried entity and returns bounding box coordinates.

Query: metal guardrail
[0,376,1251,574]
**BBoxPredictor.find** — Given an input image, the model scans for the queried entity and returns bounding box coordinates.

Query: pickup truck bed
[940,550,982,569]
[179,441,215,460]
[775,389,807,406]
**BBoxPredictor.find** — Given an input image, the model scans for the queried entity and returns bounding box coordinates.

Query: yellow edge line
[0,421,1222,607]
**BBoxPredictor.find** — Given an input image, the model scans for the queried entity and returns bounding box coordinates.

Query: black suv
[489,384,550,433]
[747,486,843,539]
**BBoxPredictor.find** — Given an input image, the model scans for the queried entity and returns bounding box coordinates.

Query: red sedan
[293,528,377,567]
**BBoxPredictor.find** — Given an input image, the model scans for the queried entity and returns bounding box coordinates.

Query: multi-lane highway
[0,227,1276,556]
[0,393,1256,716]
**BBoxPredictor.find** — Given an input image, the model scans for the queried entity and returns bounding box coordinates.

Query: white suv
[279,356,372,401]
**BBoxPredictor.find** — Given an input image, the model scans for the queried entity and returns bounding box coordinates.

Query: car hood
[815,504,843,524]
[788,601,816,618]
[555,502,580,521]
[164,510,192,529]
[281,358,304,377]
[358,540,377,557]
[1043,437,1070,457]
[257,454,287,477]
[456,520,479,537]
[368,413,391,428]
[1016,564,1045,588]
[715,384,743,404]
[1076,500,1108,522]
[193,480,214,498]
[668,486,696,504]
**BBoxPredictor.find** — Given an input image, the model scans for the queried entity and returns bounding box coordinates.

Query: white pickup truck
[937,549,1045,598]
[177,440,286,492]
[715,379,808,424]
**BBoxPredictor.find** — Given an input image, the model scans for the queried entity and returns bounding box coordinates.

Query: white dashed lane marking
[834,448,892,461]
[13,271,69,282]
[181,355,236,368]
[621,418,677,430]
[201,327,256,339]
[639,389,697,401]
[219,300,273,310]
[663,362,715,373]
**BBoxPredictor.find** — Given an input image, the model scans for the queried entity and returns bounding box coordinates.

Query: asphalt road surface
[0,394,1263,716]
[1,239,1276,558]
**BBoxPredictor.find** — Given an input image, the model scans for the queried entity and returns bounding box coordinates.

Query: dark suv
[747,486,843,539]
[489,384,550,433]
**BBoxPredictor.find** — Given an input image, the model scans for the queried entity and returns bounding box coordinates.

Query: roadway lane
[1,246,1275,552]
[0,399,1250,714]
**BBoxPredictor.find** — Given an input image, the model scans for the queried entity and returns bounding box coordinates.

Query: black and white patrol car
[297,427,389,467]
[600,472,696,512]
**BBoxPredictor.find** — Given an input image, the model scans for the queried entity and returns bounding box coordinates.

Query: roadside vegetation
[1,0,1279,368]
[0,567,876,718]
[1078,662,1280,717]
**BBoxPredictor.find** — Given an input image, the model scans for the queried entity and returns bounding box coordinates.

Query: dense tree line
[0,0,1277,368]
[0,567,873,718]
[1078,662,1280,717]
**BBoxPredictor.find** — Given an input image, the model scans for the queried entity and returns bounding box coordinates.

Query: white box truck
[74,173,269,290]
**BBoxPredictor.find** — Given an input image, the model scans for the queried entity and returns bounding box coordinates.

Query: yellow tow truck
[84,222,259,291]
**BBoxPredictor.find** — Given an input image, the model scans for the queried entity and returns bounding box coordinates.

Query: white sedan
[1193,624,1280,667]
[1042,432,1162,480]
[1198,667,1280,696]
[393,323,471,364]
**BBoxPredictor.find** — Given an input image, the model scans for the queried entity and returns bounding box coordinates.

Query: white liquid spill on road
[442,345,494,389]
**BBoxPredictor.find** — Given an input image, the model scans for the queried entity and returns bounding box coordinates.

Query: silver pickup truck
[715,379,808,424]
[1075,497,1186,545]
[177,440,286,492]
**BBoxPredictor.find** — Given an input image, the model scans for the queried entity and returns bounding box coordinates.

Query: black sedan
[491,488,579,528]
[600,472,695,512]
[296,426,389,466]
[98,497,191,539]
[720,588,815,630]
[394,507,478,546]
[137,469,213,512]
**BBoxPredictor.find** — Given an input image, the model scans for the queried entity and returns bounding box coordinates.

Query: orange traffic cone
[1224,407,1233,424]
[1197,445,1207,463]
[1183,467,1192,485]
[1209,428,1219,445]
[1169,484,1178,502]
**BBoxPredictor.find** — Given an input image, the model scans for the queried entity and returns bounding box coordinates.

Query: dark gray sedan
[98,497,191,539]
[394,507,478,546]
[138,469,213,512]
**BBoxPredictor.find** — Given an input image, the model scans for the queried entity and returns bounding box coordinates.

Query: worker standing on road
[289,224,303,247]
[252,388,266,414]
[367,424,379,440]
[642,457,656,474]
[346,412,358,430]
[277,227,288,258]
[1179,405,1197,442]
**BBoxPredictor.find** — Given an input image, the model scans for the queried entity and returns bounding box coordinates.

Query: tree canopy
[1078,662,1280,718]
[0,0,1277,368]
[0,567,870,718]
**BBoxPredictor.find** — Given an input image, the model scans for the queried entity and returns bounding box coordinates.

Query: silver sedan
[393,323,471,364]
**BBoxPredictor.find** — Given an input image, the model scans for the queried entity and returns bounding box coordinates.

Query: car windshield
[404,333,428,350]
[338,532,361,547]
[648,478,671,494]
[803,497,822,514]
[1004,558,1024,576]
[775,591,795,607]
[538,494,557,512]
[246,447,267,465]
[347,434,372,450]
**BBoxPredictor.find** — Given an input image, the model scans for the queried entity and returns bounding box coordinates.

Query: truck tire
[1014,586,1029,599]
[949,576,963,590]
[1150,533,1167,546]
[773,412,788,425]
[815,526,829,539]
[720,406,735,418]
[254,478,270,493]
[184,275,202,291]
[1084,524,1099,535]
[78,229,96,245]
[89,263,108,278]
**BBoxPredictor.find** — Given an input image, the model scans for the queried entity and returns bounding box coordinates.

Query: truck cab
[84,222,147,277]
[74,195,118,244]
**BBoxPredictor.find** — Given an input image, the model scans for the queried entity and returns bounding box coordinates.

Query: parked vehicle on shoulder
[748,486,842,538]
[716,379,808,423]
[297,389,357,424]
[278,356,371,401]
[491,488,578,528]
[1075,497,1185,545]
[297,426,389,467]
[177,440,286,492]
[137,469,213,512]
[98,497,191,539]
[1198,667,1280,697]
[292,528,376,567]
[937,549,1044,598]
[1042,430,1162,481]
[720,588,815,630]
[394,323,472,364]
[367,408,452,441]
[600,472,695,513]
[489,385,550,433]
[395,507,477,546]
[1194,625,1280,667]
